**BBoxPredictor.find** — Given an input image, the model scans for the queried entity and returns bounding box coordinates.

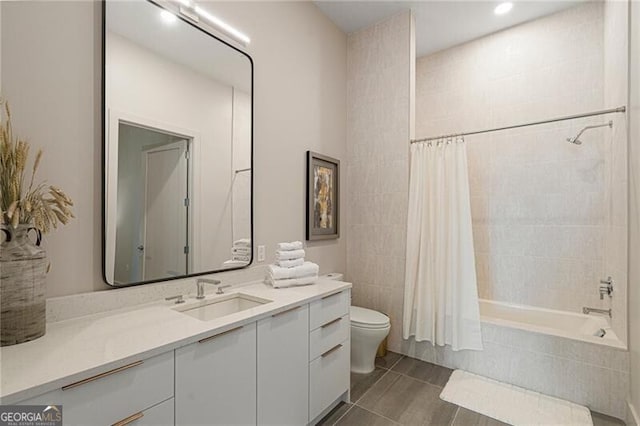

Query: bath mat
[440,370,593,425]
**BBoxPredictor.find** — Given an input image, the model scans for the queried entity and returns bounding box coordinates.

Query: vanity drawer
[20,351,174,426]
[309,339,350,421]
[309,290,350,331]
[111,398,174,426]
[309,314,349,361]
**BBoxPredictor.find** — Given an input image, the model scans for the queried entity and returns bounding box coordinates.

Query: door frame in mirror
[101,0,254,287]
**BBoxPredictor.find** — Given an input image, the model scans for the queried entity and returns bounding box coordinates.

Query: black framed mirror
[102,0,253,286]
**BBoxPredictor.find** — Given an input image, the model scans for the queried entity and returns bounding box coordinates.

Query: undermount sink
[174,293,272,321]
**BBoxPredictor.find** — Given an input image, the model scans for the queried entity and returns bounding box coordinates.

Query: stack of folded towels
[267,241,319,288]
[222,239,251,267]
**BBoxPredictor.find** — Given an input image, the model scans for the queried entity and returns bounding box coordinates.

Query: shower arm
[567,121,613,144]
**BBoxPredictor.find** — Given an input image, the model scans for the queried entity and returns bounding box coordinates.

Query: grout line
[394,370,448,391]
[355,405,403,425]
[387,354,451,389]
[450,407,460,426]
[332,354,405,425]
[352,369,391,405]
[331,403,354,426]
[387,353,405,371]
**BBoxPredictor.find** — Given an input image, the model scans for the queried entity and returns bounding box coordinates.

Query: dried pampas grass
[0,99,74,233]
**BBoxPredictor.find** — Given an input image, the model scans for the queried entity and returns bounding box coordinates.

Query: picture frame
[306,151,340,240]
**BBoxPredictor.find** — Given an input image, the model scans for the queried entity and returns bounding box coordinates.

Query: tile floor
[317,351,626,426]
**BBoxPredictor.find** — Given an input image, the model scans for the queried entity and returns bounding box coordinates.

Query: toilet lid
[351,306,390,329]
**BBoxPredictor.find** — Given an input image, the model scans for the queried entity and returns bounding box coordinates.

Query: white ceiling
[314,0,584,57]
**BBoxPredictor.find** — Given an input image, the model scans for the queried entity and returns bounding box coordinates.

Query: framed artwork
[306,151,340,240]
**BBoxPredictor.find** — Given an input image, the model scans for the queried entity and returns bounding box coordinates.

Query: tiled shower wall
[346,11,414,352]
[603,0,629,346]
[415,2,629,342]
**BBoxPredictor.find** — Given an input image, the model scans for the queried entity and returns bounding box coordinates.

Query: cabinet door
[257,305,309,426]
[175,323,256,426]
[19,351,174,426]
[309,340,350,421]
[110,398,174,426]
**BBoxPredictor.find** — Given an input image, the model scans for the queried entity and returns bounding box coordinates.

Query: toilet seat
[351,306,390,330]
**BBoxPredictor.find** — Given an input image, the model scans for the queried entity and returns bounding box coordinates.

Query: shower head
[566,120,613,145]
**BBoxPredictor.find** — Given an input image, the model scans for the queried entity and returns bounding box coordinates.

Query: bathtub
[479,299,625,349]
[401,298,629,418]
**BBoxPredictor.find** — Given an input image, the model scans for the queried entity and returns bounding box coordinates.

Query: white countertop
[0,279,351,404]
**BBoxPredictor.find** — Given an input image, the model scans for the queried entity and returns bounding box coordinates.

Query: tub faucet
[196,278,220,299]
[583,307,612,318]
[599,277,613,300]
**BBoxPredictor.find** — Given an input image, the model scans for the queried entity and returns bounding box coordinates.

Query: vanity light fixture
[193,5,251,45]
[160,9,178,24]
[494,2,513,15]
[172,0,251,46]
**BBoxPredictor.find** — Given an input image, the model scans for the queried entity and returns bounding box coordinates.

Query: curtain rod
[410,106,627,144]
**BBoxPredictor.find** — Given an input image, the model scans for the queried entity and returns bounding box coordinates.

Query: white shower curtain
[403,140,483,351]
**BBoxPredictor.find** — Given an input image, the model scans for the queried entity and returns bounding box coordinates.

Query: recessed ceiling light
[160,10,177,24]
[494,2,513,15]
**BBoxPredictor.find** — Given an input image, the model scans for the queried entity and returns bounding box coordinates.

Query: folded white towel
[268,262,319,280]
[277,241,303,251]
[223,259,249,267]
[233,238,251,247]
[232,254,250,262]
[267,274,318,289]
[276,258,305,268]
[275,249,305,261]
[232,247,251,255]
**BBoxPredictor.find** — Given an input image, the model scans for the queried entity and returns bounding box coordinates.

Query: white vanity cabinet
[308,290,351,423]
[19,351,174,426]
[174,322,257,426]
[257,305,309,426]
[10,284,353,426]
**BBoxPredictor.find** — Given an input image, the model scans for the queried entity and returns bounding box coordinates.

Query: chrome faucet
[196,278,220,300]
[599,277,613,300]
[216,284,232,295]
[165,295,185,304]
[583,307,612,318]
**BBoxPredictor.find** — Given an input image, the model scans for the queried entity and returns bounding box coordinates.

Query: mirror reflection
[104,0,252,286]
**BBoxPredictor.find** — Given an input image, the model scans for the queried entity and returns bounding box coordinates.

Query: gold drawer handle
[198,325,243,344]
[272,305,300,318]
[321,344,343,358]
[321,291,341,300]
[62,360,144,391]
[112,412,144,426]
[321,317,342,329]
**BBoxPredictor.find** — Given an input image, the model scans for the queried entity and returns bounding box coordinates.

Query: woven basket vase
[1,225,47,346]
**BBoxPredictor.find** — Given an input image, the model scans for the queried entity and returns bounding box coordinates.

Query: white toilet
[350,306,390,374]
[322,273,391,374]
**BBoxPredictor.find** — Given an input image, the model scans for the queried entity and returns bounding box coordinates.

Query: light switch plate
[257,245,265,262]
